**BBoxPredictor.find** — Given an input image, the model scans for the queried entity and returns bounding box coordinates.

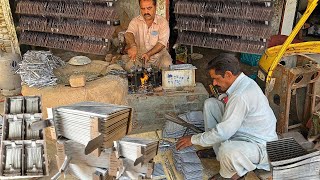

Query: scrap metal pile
[16,51,65,88]
[174,0,274,54]
[0,96,49,178]
[16,0,119,55]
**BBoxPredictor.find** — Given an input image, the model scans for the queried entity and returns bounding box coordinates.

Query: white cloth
[191,73,278,178]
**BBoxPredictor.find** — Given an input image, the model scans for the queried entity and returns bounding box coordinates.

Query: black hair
[139,0,157,6]
[207,53,241,77]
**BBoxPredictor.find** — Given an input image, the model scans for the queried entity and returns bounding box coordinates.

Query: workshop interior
[0,0,320,179]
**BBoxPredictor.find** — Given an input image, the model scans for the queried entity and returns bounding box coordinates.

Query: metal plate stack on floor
[16,0,119,55]
[53,102,133,152]
[118,137,159,165]
[266,138,320,180]
[57,139,111,169]
[174,0,274,54]
[0,96,49,179]
[109,137,157,179]
[172,146,203,180]
[152,163,166,180]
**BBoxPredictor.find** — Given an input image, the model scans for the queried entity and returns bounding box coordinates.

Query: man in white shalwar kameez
[176,54,278,180]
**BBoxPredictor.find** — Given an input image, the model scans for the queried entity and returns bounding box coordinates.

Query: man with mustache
[176,54,278,180]
[125,0,172,69]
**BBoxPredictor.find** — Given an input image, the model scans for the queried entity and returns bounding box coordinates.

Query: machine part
[264,0,319,83]
[25,142,44,175]
[264,55,320,134]
[0,51,21,96]
[3,143,23,176]
[127,66,162,94]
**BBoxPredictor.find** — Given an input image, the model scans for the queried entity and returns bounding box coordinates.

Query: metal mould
[5,96,41,115]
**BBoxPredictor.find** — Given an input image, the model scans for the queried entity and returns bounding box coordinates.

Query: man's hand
[176,135,193,150]
[128,46,137,60]
[141,53,150,62]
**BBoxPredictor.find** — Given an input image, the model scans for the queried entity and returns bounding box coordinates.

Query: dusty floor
[0,47,270,180]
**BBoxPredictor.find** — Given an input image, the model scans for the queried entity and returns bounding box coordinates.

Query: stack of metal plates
[267,138,320,180]
[62,139,111,168]
[118,137,159,165]
[163,111,204,138]
[53,102,132,149]
[172,146,203,180]
[152,163,166,180]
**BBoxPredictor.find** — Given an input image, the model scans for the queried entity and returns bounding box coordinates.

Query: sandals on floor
[196,148,216,159]
[208,173,245,180]
[208,173,231,180]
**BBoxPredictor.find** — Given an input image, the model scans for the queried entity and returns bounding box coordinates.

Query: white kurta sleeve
[191,96,249,147]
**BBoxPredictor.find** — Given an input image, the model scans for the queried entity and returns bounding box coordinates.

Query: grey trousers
[203,98,270,178]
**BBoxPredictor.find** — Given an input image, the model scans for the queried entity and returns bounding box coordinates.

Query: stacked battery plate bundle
[267,138,320,180]
[16,0,119,55]
[53,102,132,150]
[59,139,111,168]
[118,137,159,165]
[172,146,203,180]
[174,0,274,54]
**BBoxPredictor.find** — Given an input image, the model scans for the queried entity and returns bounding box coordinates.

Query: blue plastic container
[240,53,262,67]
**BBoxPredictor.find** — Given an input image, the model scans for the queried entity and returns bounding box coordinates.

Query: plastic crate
[240,53,262,66]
